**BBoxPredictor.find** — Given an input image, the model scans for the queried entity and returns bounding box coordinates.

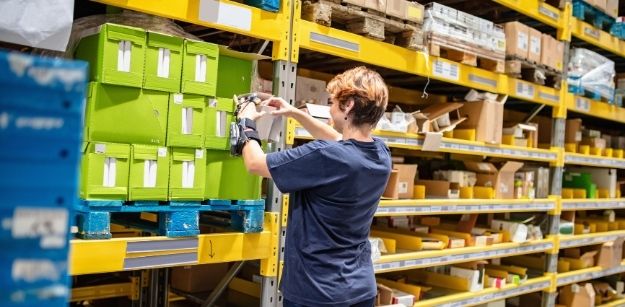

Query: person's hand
[262,97,297,117]
[239,101,266,121]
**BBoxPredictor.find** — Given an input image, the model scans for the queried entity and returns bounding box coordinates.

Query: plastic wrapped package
[568,48,615,101]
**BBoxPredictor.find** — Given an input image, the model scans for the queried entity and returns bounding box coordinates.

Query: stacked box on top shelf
[144,31,184,92]
[0,51,88,306]
[129,145,170,201]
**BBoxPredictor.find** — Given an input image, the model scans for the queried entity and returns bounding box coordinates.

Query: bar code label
[584,27,600,39]
[516,81,535,99]
[433,60,459,81]
[539,5,559,20]
[575,97,591,112]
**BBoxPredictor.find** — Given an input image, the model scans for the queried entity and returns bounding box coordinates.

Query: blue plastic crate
[0,138,81,162]
[0,107,83,148]
[0,254,69,306]
[244,0,280,12]
[0,207,72,251]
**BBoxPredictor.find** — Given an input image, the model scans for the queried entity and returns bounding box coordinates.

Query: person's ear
[344,99,354,119]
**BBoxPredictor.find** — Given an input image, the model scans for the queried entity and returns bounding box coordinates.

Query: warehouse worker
[237,66,391,307]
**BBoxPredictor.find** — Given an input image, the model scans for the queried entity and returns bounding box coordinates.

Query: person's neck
[342,125,374,142]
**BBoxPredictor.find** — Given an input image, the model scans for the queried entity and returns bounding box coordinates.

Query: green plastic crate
[205,150,262,200]
[81,142,130,200]
[166,93,207,148]
[85,82,169,145]
[144,31,183,92]
[215,54,253,98]
[181,40,219,96]
[205,97,235,150]
[563,171,597,198]
[129,145,170,201]
[169,148,207,200]
[74,23,146,87]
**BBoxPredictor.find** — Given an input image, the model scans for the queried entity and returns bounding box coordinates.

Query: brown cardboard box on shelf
[415,180,459,198]
[559,283,596,307]
[383,170,399,199]
[503,21,529,60]
[562,249,598,269]
[458,92,507,144]
[464,161,524,199]
[565,119,583,144]
[597,238,625,268]
[171,263,229,293]
[606,0,619,18]
[386,0,406,19]
[433,170,477,188]
[528,27,542,64]
[552,38,565,72]
[395,164,418,199]
[540,34,563,72]
[377,283,393,305]
[364,0,387,13]
[503,123,538,148]
[593,0,607,12]
[295,76,330,105]
[411,102,466,134]
[581,137,607,149]
[343,0,365,6]
[405,1,424,24]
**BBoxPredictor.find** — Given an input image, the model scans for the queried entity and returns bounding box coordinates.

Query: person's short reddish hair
[326,66,388,127]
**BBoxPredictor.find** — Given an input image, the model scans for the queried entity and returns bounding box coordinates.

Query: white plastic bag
[0,0,74,51]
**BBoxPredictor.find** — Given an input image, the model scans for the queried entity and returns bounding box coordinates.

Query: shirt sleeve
[266,141,330,193]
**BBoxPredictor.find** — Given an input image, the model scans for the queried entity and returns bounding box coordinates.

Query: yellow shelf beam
[559,231,625,249]
[598,297,625,307]
[493,0,566,36]
[571,18,625,59]
[71,219,274,275]
[377,198,556,216]
[93,0,291,60]
[564,152,625,169]
[71,282,134,302]
[567,93,625,124]
[374,239,554,273]
[562,198,625,211]
[556,260,625,287]
[414,276,551,307]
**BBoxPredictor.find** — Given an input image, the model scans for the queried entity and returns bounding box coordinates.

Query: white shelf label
[584,26,600,39]
[575,97,591,112]
[516,81,535,99]
[433,60,460,81]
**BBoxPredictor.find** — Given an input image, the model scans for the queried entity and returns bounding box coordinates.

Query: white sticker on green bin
[129,145,170,201]
[144,31,183,92]
[205,97,235,149]
[85,82,169,145]
[181,40,218,96]
[81,142,130,200]
[169,148,206,200]
[167,94,207,148]
[205,150,261,200]
[74,23,146,87]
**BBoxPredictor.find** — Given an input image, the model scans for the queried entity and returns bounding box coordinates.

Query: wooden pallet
[505,57,563,89]
[573,0,615,31]
[427,33,505,73]
[302,0,424,50]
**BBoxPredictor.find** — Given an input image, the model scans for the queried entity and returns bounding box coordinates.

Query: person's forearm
[290,108,341,141]
[242,140,271,178]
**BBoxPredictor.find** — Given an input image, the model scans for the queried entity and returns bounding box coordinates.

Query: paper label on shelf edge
[575,97,590,112]
[516,81,535,99]
[433,60,459,81]
[198,0,252,32]
[584,27,600,39]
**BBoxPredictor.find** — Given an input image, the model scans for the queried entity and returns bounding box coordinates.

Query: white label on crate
[216,111,226,137]
[433,60,459,81]
[174,94,183,104]
[516,81,535,99]
[158,147,168,157]
[195,54,207,82]
[12,208,68,249]
[182,161,195,188]
[209,98,218,108]
[195,149,204,159]
[398,182,408,194]
[12,259,61,282]
[530,37,541,54]
[95,143,106,154]
[103,157,117,187]
[144,160,158,188]
[198,0,252,32]
[182,107,193,135]
[518,32,528,51]
[117,40,132,72]
[575,97,591,112]
[157,48,171,78]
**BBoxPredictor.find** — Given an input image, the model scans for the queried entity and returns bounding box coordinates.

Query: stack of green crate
[75,23,261,202]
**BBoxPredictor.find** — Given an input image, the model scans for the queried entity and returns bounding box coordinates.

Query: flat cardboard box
[606,0,619,18]
[412,102,466,134]
[415,180,458,199]
[597,238,625,268]
[364,0,387,13]
[457,96,506,144]
[171,263,229,293]
[295,76,330,105]
[386,0,406,19]
[383,170,400,199]
[503,123,538,148]
[528,27,542,64]
[562,249,598,269]
[395,164,418,199]
[565,119,583,144]
[503,22,529,60]
[464,161,524,199]
[581,137,607,149]
[559,283,596,307]
[433,170,477,187]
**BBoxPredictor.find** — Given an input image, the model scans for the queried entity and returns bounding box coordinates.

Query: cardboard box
[449,266,485,292]
[144,31,184,92]
[593,0,607,12]
[566,119,583,144]
[433,170,477,187]
[515,171,536,199]
[171,263,229,293]
[562,249,598,269]
[597,238,625,268]
[167,94,208,148]
[383,170,399,199]
[405,1,425,24]
[411,102,466,134]
[377,283,393,305]
[204,150,262,200]
[559,283,596,307]
[458,94,506,144]
[395,164,418,199]
[295,76,330,105]
[523,167,550,198]
[364,0,387,13]
[464,161,524,199]
[342,0,365,6]
[503,22,529,60]
[386,0,406,19]
[415,180,459,198]
[491,220,528,243]
[541,34,555,69]
[581,137,607,149]
[527,27,542,64]
[503,123,538,148]
[552,38,565,72]
[606,0,619,18]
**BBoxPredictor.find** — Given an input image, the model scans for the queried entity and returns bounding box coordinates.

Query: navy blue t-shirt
[266,137,391,306]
